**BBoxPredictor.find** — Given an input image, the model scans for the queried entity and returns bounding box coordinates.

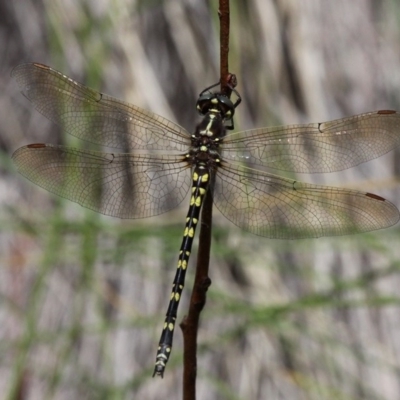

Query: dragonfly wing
[12,63,190,152]
[12,144,191,219]
[222,111,400,173]
[213,162,399,239]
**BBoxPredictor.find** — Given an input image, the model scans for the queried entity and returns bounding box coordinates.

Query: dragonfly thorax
[196,92,236,121]
[185,111,224,168]
[195,111,226,138]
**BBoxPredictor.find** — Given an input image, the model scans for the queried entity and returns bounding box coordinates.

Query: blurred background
[2,0,400,399]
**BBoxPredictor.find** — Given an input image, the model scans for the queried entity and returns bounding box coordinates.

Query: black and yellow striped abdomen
[153,167,210,377]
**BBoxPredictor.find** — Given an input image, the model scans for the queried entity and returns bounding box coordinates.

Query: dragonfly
[12,63,400,377]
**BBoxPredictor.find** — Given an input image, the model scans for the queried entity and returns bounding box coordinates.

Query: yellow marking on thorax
[205,117,214,132]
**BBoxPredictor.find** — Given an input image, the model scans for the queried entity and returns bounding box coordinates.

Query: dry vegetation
[1,1,400,399]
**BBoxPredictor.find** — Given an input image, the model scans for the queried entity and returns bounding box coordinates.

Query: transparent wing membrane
[12,63,190,152]
[12,144,191,219]
[12,63,400,235]
[222,110,400,173]
[214,162,399,239]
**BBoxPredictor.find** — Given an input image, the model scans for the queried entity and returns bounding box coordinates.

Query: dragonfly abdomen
[153,166,210,377]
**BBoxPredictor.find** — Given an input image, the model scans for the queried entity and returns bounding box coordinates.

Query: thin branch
[181,1,232,399]
[219,0,231,93]
[181,192,213,400]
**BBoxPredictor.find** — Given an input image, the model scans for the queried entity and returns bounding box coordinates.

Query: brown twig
[220,1,238,106]
[219,0,232,94]
[181,1,232,399]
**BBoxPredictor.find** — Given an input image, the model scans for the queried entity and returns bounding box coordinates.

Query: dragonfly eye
[196,93,235,120]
